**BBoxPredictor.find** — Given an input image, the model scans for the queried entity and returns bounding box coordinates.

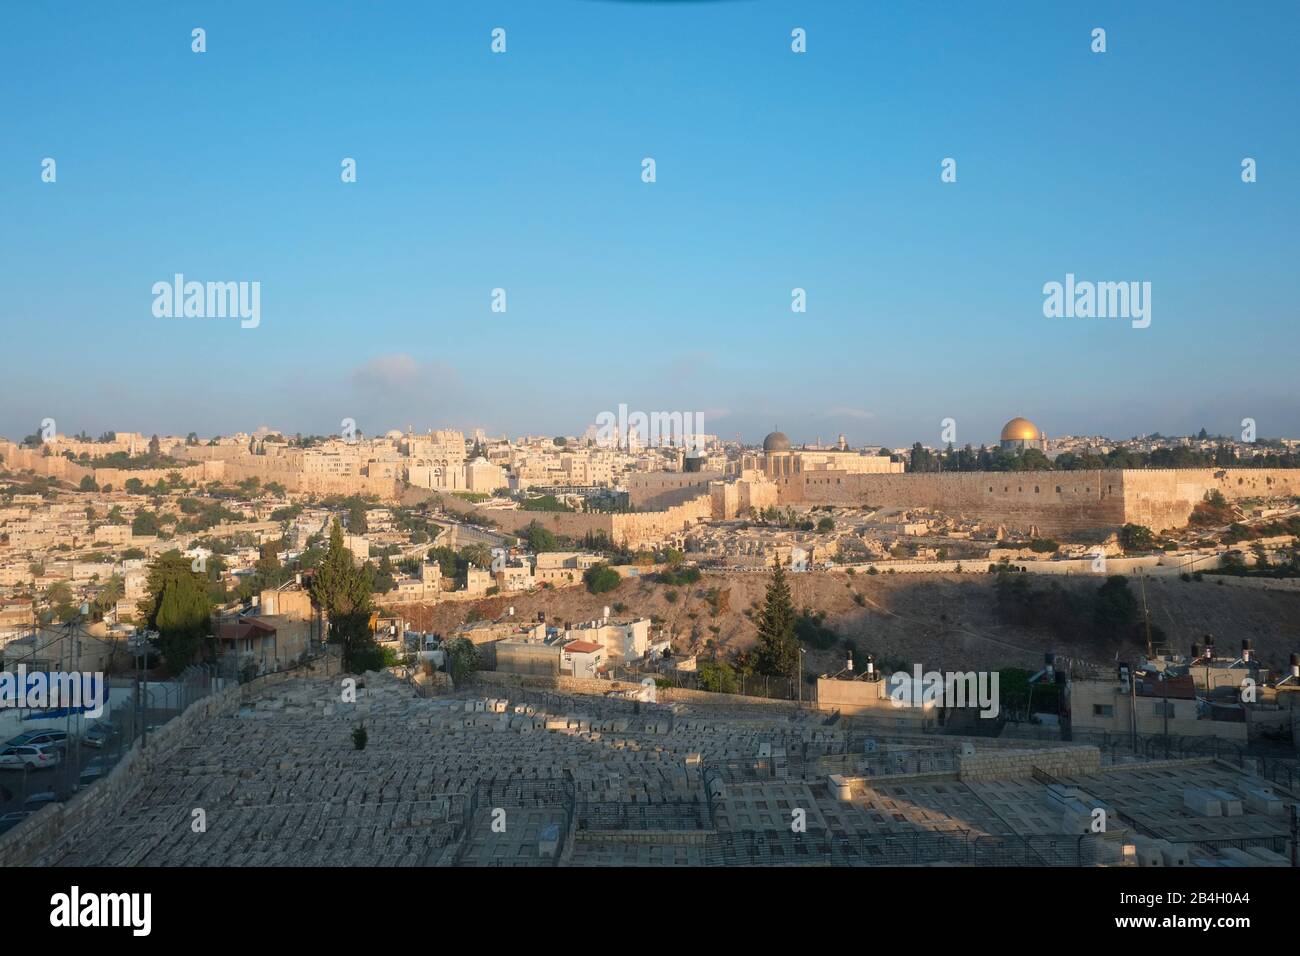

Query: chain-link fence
[0,644,335,827]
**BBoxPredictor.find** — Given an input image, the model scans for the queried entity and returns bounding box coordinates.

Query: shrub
[441,637,481,683]
[697,659,739,694]
[658,565,701,586]
[795,609,837,650]
[583,563,621,594]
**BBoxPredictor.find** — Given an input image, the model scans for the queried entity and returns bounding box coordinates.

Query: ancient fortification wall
[775,468,1300,535]
[625,472,721,510]
[458,493,711,548]
[0,443,215,488]
[469,506,616,542]
[611,494,712,548]
[779,470,1127,534]
[1120,468,1300,530]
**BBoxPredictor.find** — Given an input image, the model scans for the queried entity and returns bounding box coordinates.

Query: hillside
[398,571,1300,678]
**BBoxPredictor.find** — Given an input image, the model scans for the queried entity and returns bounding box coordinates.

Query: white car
[0,743,63,770]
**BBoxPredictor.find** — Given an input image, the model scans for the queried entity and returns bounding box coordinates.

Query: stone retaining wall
[957,745,1101,782]
[469,670,804,715]
[0,659,330,867]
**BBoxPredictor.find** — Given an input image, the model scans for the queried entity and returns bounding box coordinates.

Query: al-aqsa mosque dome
[1000,417,1046,452]
[762,431,791,452]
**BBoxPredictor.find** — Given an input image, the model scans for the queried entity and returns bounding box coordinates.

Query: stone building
[741,431,904,479]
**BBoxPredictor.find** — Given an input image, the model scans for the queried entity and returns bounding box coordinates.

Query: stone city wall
[222,456,401,501]
[1120,468,1300,531]
[610,494,712,548]
[775,468,1300,535]
[0,443,216,489]
[455,493,711,548]
[780,470,1127,535]
[625,472,722,510]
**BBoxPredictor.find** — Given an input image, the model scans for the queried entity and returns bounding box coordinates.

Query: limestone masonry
[777,468,1300,535]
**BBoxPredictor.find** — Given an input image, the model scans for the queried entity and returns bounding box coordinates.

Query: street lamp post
[797,648,806,709]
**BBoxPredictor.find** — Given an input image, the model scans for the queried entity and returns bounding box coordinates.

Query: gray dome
[763,431,791,452]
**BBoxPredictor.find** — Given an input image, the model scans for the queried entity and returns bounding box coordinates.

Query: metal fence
[0,645,335,824]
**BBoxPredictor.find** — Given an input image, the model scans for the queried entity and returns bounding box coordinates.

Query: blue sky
[2,0,1297,447]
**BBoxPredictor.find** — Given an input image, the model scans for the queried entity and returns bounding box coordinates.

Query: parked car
[77,757,114,788]
[81,722,118,749]
[22,791,61,812]
[0,743,62,770]
[0,811,32,835]
[4,729,69,752]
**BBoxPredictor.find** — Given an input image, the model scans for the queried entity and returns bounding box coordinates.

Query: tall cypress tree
[755,558,798,679]
[139,551,212,673]
[310,518,378,672]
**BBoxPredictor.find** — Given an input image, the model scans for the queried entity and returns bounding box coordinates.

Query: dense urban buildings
[2,418,1298,870]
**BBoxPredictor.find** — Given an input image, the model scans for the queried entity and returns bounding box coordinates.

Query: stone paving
[44,672,1295,867]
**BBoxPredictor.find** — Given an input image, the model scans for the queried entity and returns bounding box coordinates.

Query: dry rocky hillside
[399,571,1300,678]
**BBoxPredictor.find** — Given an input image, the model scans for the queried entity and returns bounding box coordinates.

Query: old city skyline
[2,0,1296,909]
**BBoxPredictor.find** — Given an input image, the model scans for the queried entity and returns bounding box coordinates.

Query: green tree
[459,543,493,570]
[754,560,798,679]
[310,518,378,673]
[524,520,558,552]
[441,636,480,683]
[697,659,739,694]
[371,555,397,594]
[132,510,161,536]
[346,500,368,534]
[583,563,621,594]
[138,552,212,673]
[91,574,124,620]
[1094,575,1138,640]
[1118,524,1156,553]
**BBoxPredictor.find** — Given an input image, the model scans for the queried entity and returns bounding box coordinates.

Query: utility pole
[797,648,805,709]
[1125,663,1138,756]
[1162,674,1170,759]
[1138,570,1154,659]
[1291,803,1298,868]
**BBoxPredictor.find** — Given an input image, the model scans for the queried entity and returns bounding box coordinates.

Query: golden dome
[1000,417,1041,442]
